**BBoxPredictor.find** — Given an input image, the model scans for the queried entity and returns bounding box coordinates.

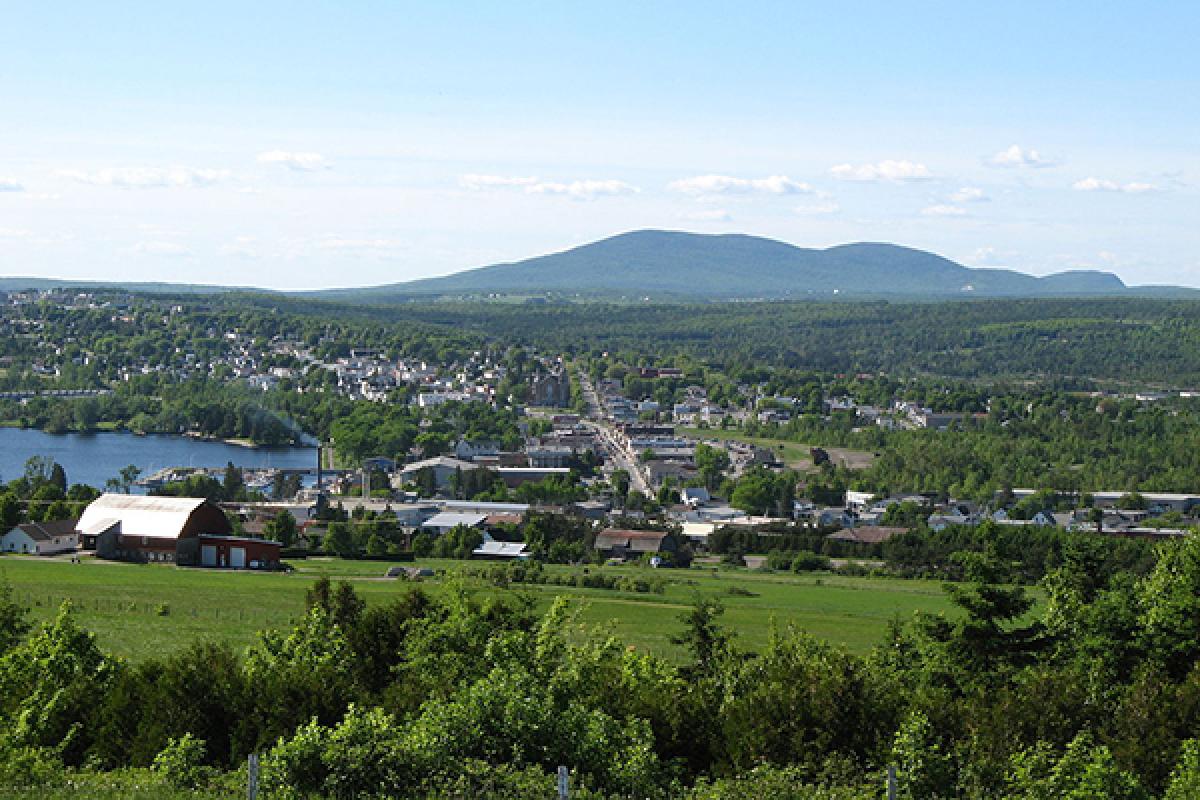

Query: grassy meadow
[0,553,966,661]
[676,426,877,470]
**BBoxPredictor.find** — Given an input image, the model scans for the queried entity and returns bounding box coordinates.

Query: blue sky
[1,1,1197,288]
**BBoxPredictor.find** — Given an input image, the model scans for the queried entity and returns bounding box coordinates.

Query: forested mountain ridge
[4,230,1196,300]
[315,230,1150,300]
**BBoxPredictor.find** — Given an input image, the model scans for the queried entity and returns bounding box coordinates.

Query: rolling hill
[313,230,1138,301]
[4,230,1192,301]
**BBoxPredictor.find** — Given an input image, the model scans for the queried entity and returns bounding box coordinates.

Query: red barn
[77,493,280,569]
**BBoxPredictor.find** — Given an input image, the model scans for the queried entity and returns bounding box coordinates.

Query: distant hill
[312,230,1148,301]
[0,276,265,295]
[3,230,1194,301]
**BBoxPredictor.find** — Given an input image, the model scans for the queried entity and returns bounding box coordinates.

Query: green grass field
[0,554,964,662]
[676,426,876,471]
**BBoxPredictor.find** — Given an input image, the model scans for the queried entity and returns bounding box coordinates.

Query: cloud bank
[1073,177,1158,194]
[988,145,1057,168]
[58,167,231,188]
[256,151,326,171]
[668,174,816,195]
[830,160,931,182]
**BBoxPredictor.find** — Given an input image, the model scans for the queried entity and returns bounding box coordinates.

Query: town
[4,292,1199,573]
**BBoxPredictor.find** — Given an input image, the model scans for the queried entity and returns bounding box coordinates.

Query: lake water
[0,427,317,490]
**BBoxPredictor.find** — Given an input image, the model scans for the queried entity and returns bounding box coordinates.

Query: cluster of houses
[331,415,601,495]
[0,289,576,410]
[6,479,1199,573]
[0,490,687,568]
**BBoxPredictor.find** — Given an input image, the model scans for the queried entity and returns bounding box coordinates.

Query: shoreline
[0,426,312,451]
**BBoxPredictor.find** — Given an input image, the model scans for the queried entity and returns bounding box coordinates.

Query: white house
[2,520,79,555]
[454,439,500,461]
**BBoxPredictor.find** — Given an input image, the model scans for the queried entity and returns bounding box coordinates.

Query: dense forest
[8,293,1200,387]
[330,296,1200,384]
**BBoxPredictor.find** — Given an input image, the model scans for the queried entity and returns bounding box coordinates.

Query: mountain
[3,230,1193,300]
[316,230,1141,301]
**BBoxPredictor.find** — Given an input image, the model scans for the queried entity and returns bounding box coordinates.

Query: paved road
[577,371,651,495]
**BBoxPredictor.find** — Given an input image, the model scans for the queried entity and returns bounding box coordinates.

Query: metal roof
[473,541,529,557]
[76,493,221,541]
[421,511,488,529]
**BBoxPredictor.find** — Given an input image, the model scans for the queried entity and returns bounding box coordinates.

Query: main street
[576,370,651,496]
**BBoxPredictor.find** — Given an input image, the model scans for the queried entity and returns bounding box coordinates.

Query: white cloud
[830,160,932,182]
[525,179,638,200]
[461,174,637,200]
[460,174,539,190]
[219,236,260,259]
[668,174,816,195]
[951,186,989,203]
[1073,177,1159,194]
[987,145,1057,168]
[794,202,840,215]
[0,227,32,238]
[921,204,968,217]
[58,167,230,188]
[679,208,733,222]
[314,236,405,256]
[317,237,401,250]
[0,178,25,192]
[132,240,192,256]
[256,150,326,171]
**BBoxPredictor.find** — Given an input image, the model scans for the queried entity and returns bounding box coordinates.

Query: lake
[0,427,317,490]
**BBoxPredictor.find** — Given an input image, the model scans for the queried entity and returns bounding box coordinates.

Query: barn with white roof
[76,493,280,569]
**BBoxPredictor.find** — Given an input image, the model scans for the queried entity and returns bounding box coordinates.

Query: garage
[194,534,282,571]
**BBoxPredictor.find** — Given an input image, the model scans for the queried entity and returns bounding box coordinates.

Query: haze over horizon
[2,2,1198,290]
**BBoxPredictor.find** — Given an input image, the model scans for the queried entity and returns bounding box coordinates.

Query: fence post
[248,753,259,800]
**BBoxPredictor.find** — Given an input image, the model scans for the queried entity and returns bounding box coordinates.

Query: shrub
[151,734,209,790]
[765,550,795,571]
[791,551,831,572]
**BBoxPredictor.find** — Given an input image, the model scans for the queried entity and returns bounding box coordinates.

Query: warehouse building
[76,493,280,569]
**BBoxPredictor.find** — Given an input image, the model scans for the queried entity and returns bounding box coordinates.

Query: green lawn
[0,554,964,661]
[677,427,877,471]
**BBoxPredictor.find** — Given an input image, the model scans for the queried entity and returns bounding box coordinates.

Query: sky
[1,1,1198,289]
